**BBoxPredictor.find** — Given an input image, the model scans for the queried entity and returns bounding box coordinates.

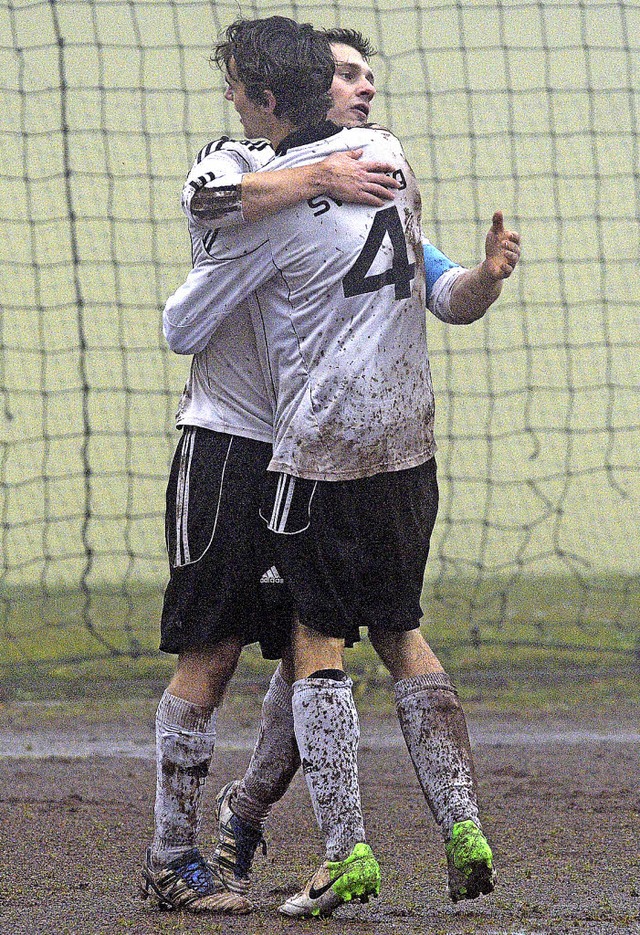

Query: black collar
[275,121,342,156]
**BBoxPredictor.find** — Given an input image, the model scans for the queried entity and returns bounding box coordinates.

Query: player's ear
[262,89,277,114]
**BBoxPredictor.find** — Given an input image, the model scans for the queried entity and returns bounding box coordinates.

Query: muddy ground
[0,705,639,935]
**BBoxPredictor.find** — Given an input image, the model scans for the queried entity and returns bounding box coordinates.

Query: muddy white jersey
[173,136,276,441]
[164,124,437,480]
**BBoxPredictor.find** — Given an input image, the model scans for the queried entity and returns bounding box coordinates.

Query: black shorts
[160,427,293,658]
[260,457,439,644]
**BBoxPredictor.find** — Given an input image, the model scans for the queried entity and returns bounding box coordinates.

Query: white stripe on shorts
[172,430,234,567]
[268,473,296,533]
[175,427,196,565]
[265,474,317,534]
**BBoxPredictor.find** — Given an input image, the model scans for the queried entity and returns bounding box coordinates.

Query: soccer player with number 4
[142,15,520,920]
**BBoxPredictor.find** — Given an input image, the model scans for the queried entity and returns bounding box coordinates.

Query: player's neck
[268,117,297,149]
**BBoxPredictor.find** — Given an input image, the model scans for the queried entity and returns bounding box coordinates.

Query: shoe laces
[174,849,218,895]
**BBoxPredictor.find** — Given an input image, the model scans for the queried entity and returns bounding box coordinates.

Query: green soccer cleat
[278,842,381,918]
[445,819,496,902]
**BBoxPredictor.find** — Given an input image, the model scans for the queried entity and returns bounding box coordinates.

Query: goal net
[1,0,638,673]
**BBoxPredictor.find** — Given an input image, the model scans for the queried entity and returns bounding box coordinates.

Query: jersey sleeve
[423,238,461,293]
[181,137,273,231]
[423,239,469,322]
[427,265,468,322]
[163,223,275,355]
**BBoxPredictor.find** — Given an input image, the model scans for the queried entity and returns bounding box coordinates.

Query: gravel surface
[1,707,639,935]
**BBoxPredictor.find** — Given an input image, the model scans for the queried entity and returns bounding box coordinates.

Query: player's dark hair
[322,27,377,61]
[213,17,334,128]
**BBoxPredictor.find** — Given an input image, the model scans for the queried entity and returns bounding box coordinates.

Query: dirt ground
[0,705,639,935]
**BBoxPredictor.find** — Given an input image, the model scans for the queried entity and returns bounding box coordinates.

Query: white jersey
[174,136,275,441]
[164,124,437,481]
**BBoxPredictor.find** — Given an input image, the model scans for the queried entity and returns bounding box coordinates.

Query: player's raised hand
[318,149,401,206]
[484,210,521,280]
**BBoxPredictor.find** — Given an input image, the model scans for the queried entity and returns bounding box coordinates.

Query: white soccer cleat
[278,842,381,918]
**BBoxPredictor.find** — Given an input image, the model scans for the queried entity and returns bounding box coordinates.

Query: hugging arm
[163,234,274,354]
[191,149,401,225]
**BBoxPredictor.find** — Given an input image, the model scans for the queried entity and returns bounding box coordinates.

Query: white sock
[292,673,365,861]
[233,664,300,829]
[395,672,480,839]
[151,690,217,866]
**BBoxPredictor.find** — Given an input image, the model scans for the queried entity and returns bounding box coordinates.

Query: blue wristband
[423,242,459,295]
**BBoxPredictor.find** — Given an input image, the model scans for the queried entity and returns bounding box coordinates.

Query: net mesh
[1,0,638,671]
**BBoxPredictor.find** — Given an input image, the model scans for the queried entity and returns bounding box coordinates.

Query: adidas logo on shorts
[260,565,284,585]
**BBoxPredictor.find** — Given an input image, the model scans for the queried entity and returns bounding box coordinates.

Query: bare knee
[169,636,243,709]
[369,628,444,681]
[292,621,344,680]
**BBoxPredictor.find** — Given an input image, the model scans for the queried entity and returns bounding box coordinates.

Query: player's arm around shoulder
[184,131,401,229]
[242,150,402,221]
[227,124,404,224]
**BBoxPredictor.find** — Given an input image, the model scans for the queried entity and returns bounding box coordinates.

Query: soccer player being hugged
[144,16,520,919]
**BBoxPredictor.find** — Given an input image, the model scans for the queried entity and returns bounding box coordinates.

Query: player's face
[328,43,376,128]
[224,58,271,139]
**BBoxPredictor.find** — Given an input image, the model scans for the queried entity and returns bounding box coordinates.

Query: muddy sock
[395,672,480,840]
[151,690,217,866]
[232,664,300,830]
[292,672,365,861]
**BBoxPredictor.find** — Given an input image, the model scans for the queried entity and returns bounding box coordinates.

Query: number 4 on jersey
[343,205,416,300]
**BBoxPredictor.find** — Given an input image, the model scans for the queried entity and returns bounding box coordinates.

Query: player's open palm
[319,149,401,206]
[484,210,521,280]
